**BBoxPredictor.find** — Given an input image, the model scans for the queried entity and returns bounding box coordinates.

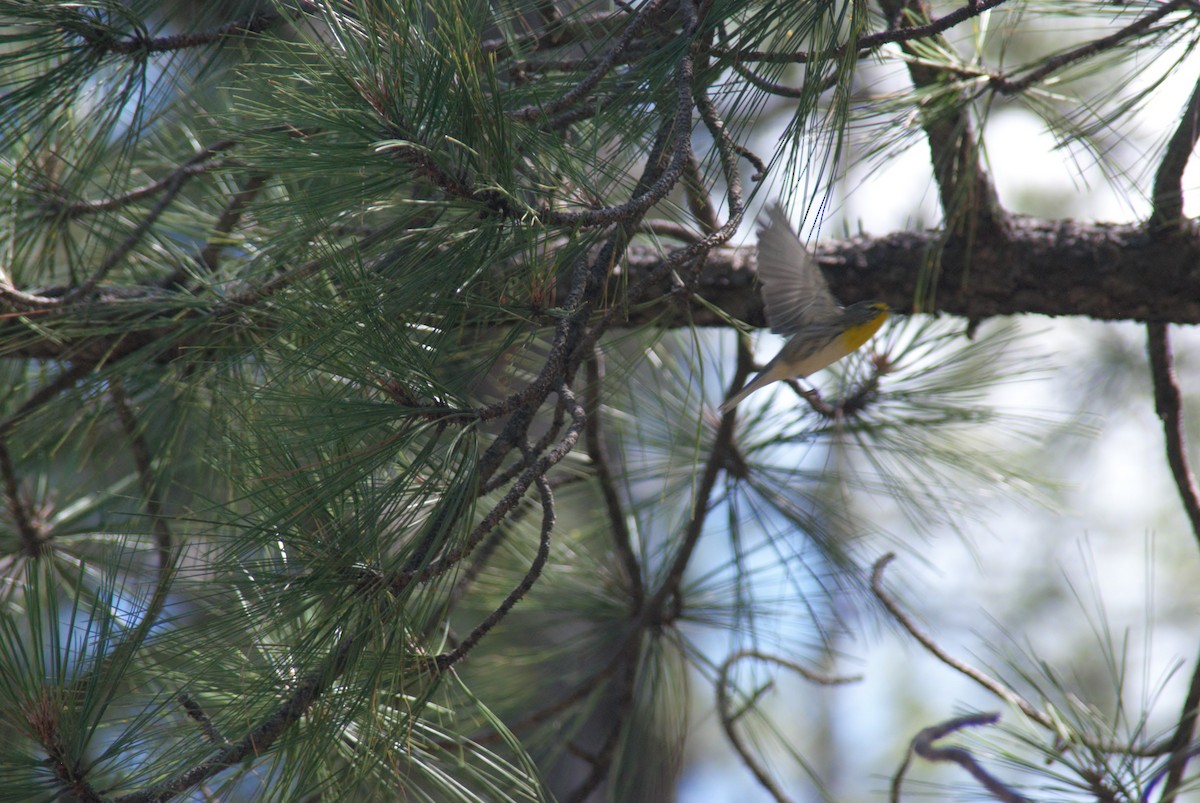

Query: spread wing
[755,203,841,335]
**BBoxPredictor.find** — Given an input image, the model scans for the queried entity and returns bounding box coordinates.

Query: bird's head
[844,300,892,325]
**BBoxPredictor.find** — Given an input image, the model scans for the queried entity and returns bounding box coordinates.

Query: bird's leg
[786,379,836,418]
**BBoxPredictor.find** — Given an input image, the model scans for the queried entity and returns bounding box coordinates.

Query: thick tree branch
[614,217,1200,327]
[5,216,1200,366]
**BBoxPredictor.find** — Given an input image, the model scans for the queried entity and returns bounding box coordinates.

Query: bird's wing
[755,203,841,335]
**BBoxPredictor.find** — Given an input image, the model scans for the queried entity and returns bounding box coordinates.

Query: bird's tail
[718,371,776,414]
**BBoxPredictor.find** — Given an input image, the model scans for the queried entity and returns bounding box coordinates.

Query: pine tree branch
[1152,70,1200,230]
[584,351,644,609]
[4,215,1200,366]
[877,0,1009,240]
[1147,324,1200,544]
[990,0,1188,96]
[1146,322,1200,802]
[108,379,172,579]
[895,713,1030,803]
[709,0,1011,64]
[718,650,860,803]
[65,5,308,56]
[114,635,358,803]
[873,554,1170,758]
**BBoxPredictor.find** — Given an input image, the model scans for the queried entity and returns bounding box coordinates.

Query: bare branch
[872,554,1170,759]
[1146,324,1200,544]
[871,554,1052,727]
[894,712,1030,803]
[717,650,861,803]
[1145,322,1200,801]
[1151,70,1200,230]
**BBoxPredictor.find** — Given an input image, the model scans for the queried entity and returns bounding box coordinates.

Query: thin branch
[710,0,1011,64]
[717,650,861,803]
[872,554,1169,758]
[434,472,555,670]
[478,46,695,482]
[402,385,585,591]
[196,172,271,276]
[109,378,172,578]
[991,0,1187,97]
[1146,324,1200,543]
[481,11,635,59]
[873,553,1066,730]
[176,694,229,747]
[0,363,94,439]
[114,635,357,803]
[0,440,43,556]
[1146,322,1200,801]
[511,0,670,122]
[67,7,297,55]
[57,141,236,217]
[1151,69,1200,230]
[893,712,1030,803]
[584,351,644,610]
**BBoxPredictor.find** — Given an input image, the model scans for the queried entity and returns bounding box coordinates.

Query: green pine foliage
[0,1,1195,800]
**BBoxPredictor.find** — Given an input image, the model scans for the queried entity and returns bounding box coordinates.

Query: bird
[719,203,890,413]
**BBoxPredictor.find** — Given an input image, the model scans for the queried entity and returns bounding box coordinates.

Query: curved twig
[872,553,1054,726]
[872,554,1169,759]
[717,649,861,803]
[435,472,556,670]
[1146,323,1200,801]
[1151,69,1200,230]
[893,712,1030,803]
